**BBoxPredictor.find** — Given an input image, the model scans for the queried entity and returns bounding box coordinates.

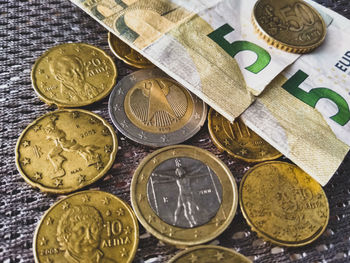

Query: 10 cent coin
[109,69,207,147]
[15,109,118,194]
[131,145,238,246]
[33,190,139,263]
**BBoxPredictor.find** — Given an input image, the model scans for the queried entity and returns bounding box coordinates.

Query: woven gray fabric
[1,0,350,262]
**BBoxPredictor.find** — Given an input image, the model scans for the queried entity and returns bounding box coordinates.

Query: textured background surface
[1,0,350,262]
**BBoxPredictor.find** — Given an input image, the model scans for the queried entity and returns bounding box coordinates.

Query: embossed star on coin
[252,0,326,53]
[33,190,139,263]
[31,43,118,107]
[240,161,329,246]
[109,69,207,147]
[108,32,154,69]
[208,108,282,162]
[15,109,118,194]
[168,245,252,263]
[131,145,238,246]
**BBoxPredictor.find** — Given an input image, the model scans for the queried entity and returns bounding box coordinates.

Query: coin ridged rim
[15,109,118,194]
[252,0,326,54]
[130,145,238,246]
[108,32,154,69]
[33,190,139,263]
[208,108,282,162]
[239,161,329,247]
[108,69,207,147]
[167,245,252,263]
[31,43,118,108]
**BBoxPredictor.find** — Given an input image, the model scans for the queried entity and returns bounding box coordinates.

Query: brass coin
[131,145,238,247]
[240,161,329,246]
[252,0,326,53]
[33,190,139,263]
[31,43,117,107]
[168,245,252,263]
[15,109,118,194]
[208,108,281,162]
[108,32,154,69]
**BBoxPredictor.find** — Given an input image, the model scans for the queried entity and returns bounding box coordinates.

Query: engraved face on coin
[33,190,138,263]
[32,43,117,107]
[108,32,154,68]
[131,145,238,246]
[240,161,329,246]
[208,108,281,162]
[15,109,118,194]
[252,0,326,53]
[168,245,252,263]
[108,69,207,147]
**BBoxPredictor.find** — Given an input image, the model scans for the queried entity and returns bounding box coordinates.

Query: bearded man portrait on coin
[49,55,100,102]
[56,205,116,263]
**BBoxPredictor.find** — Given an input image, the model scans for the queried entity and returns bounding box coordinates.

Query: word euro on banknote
[242,0,350,186]
[70,0,310,121]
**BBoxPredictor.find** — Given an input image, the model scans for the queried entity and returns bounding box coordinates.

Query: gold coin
[33,190,139,263]
[31,43,117,107]
[131,145,238,247]
[108,32,154,68]
[168,245,252,263]
[252,0,326,53]
[15,109,118,194]
[240,161,329,246]
[208,108,281,162]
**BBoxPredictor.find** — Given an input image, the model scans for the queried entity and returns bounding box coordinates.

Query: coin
[208,108,281,162]
[33,190,139,263]
[252,0,326,53]
[15,109,118,194]
[240,161,329,246]
[131,145,238,246]
[168,245,252,263]
[108,69,207,147]
[31,43,117,107]
[108,32,154,69]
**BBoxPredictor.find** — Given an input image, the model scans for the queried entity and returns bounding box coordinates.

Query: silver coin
[108,69,207,147]
[147,157,223,228]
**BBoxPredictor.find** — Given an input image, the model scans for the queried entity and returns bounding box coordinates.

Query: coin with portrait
[208,108,281,162]
[108,32,154,68]
[31,43,117,107]
[108,69,207,147]
[33,190,139,263]
[15,109,118,194]
[131,145,238,246]
[240,161,329,246]
[252,0,326,53]
[168,245,251,263]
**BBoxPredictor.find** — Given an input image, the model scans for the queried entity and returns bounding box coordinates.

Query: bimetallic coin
[131,145,238,246]
[15,109,118,194]
[240,161,329,246]
[32,43,117,107]
[109,69,207,147]
[33,190,139,263]
[252,0,326,53]
[108,32,154,68]
[168,245,252,263]
[208,108,281,162]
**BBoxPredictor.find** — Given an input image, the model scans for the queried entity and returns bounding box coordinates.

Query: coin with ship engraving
[31,43,117,107]
[108,32,154,69]
[240,161,329,246]
[15,109,118,194]
[108,69,207,147]
[208,108,281,162]
[252,0,326,53]
[33,190,139,263]
[131,145,238,246]
[168,245,252,263]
